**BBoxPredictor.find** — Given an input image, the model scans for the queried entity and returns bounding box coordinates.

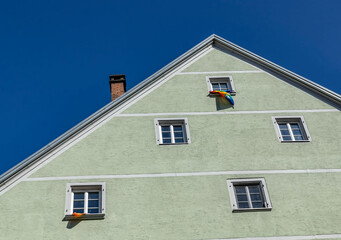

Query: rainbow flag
[210,90,234,107]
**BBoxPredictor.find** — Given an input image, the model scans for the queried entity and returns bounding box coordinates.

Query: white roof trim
[1,34,340,193]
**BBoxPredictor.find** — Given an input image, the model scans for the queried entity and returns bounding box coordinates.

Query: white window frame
[65,182,106,220]
[206,76,236,95]
[272,116,311,142]
[227,178,272,212]
[154,118,191,145]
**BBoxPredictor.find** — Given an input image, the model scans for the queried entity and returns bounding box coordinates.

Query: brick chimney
[109,74,126,101]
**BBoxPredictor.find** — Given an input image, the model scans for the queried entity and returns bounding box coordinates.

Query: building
[0,34,340,240]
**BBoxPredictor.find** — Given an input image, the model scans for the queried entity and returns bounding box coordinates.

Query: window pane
[279,124,288,130]
[88,208,99,214]
[294,136,304,141]
[162,138,172,144]
[235,186,246,194]
[73,193,84,200]
[88,192,99,200]
[174,132,184,138]
[252,202,264,208]
[292,129,302,135]
[161,126,170,132]
[173,126,183,132]
[220,83,228,91]
[280,130,290,136]
[237,194,248,201]
[175,138,185,143]
[88,200,99,208]
[290,123,300,129]
[73,208,84,213]
[248,186,260,194]
[282,136,292,141]
[73,200,84,208]
[250,194,262,201]
[238,202,249,208]
[212,83,220,90]
[162,132,171,138]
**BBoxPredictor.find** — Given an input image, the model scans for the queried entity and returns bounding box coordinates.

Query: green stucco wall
[181,48,258,72]
[122,68,333,114]
[1,46,340,240]
[30,111,341,178]
[0,174,341,240]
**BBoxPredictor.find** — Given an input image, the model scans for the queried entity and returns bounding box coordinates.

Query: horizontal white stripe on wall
[24,169,341,182]
[118,109,338,117]
[204,233,341,240]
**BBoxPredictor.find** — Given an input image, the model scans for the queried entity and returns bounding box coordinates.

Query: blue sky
[0,0,340,175]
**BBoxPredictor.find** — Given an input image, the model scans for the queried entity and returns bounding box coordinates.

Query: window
[154,118,191,145]
[227,178,272,212]
[206,76,236,95]
[272,116,311,142]
[65,182,106,220]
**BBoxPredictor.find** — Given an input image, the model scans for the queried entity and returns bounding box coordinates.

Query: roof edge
[212,35,341,105]
[0,35,215,188]
[1,34,340,190]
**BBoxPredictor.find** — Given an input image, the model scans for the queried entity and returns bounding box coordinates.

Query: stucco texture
[181,47,258,72]
[30,111,341,178]
[0,174,341,239]
[122,50,333,114]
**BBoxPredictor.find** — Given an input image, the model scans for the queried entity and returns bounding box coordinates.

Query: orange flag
[72,212,85,218]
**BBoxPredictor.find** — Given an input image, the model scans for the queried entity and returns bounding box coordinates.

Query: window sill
[232,208,272,212]
[280,140,311,143]
[209,91,236,96]
[159,142,189,145]
[64,213,105,220]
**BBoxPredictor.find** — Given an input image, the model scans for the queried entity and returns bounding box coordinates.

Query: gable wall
[122,48,334,114]
[0,45,340,240]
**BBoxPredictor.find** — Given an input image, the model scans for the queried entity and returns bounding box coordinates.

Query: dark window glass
[237,194,248,202]
[238,202,249,208]
[234,184,266,209]
[235,186,246,194]
[162,132,171,138]
[163,138,172,144]
[88,192,99,200]
[88,200,99,208]
[174,132,184,138]
[282,136,292,141]
[212,83,220,90]
[220,83,228,91]
[74,193,84,200]
[173,125,183,131]
[88,208,99,214]
[252,202,264,208]
[73,200,84,208]
[73,208,84,213]
[250,194,262,201]
[161,126,170,132]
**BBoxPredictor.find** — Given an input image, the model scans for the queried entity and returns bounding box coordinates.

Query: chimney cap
[109,74,126,92]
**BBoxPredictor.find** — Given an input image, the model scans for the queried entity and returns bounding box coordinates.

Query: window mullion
[287,123,295,141]
[170,125,175,143]
[85,192,88,214]
[245,186,252,209]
